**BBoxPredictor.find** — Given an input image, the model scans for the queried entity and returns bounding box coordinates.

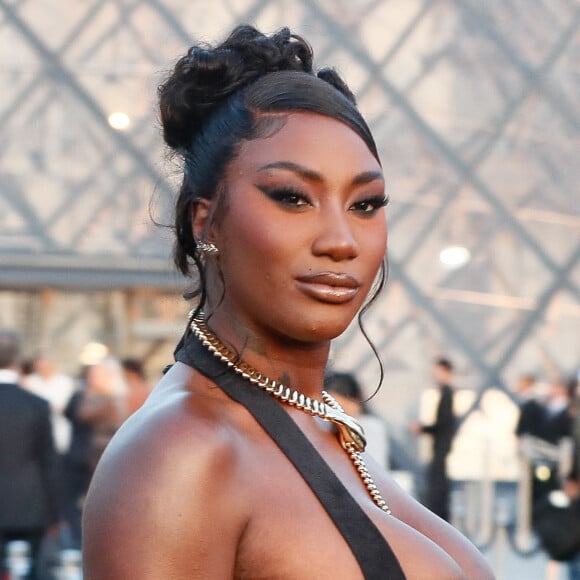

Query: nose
[311,207,359,261]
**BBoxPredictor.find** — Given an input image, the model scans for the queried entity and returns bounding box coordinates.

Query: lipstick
[295,272,361,304]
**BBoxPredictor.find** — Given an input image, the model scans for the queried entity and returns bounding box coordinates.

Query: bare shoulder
[83,362,250,579]
[382,473,495,579]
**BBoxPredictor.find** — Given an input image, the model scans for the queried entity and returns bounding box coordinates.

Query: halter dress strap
[175,333,406,580]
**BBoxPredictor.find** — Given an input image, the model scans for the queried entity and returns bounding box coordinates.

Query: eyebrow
[257,161,384,187]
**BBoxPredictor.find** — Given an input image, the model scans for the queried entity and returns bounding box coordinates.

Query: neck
[188,313,393,512]
[201,309,331,399]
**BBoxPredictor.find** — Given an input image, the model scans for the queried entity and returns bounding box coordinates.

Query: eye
[258,186,312,208]
[350,195,389,216]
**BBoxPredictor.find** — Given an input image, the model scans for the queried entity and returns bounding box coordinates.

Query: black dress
[175,332,406,580]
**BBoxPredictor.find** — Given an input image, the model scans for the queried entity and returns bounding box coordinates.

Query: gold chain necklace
[190,315,391,514]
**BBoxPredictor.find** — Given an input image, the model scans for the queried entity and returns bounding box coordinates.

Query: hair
[435,357,454,372]
[122,358,146,379]
[159,25,386,387]
[0,329,21,369]
[324,371,373,413]
[20,359,35,376]
[324,372,363,400]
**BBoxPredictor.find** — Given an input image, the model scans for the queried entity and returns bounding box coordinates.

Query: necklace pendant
[323,406,367,453]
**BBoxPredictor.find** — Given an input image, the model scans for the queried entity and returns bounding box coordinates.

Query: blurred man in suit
[411,358,457,521]
[515,374,543,438]
[0,330,60,579]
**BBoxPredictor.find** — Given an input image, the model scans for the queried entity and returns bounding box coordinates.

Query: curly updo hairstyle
[159,25,379,275]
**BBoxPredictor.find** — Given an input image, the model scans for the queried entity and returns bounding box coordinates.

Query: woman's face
[206,112,388,344]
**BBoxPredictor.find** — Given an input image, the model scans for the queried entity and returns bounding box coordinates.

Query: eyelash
[259,187,389,215]
[351,195,390,215]
[259,186,312,207]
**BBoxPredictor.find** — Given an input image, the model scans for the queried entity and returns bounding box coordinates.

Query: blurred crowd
[0,329,152,578]
[514,373,580,503]
[514,372,580,578]
[27,354,151,549]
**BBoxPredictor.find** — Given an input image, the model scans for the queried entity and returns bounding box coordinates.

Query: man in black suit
[411,358,457,521]
[0,330,60,579]
[515,374,543,438]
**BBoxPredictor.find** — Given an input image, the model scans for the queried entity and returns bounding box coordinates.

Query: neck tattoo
[190,314,391,514]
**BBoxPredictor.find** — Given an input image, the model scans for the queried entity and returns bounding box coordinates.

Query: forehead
[229,112,381,176]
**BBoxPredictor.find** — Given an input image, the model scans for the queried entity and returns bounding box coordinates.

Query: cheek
[244,226,288,262]
[376,220,388,254]
[226,194,308,262]
[364,220,388,272]
[220,215,296,282]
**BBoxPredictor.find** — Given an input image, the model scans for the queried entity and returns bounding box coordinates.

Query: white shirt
[546,396,569,417]
[26,373,76,453]
[0,369,19,384]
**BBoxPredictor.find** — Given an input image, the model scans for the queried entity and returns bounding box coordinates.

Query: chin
[288,312,355,343]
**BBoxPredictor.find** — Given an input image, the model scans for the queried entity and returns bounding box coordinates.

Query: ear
[191,198,217,241]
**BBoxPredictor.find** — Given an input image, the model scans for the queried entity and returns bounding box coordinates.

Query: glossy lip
[295,272,361,304]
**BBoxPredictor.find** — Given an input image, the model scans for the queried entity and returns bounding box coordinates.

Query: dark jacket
[64,390,94,468]
[515,398,544,437]
[0,382,60,529]
[538,406,573,445]
[422,385,456,459]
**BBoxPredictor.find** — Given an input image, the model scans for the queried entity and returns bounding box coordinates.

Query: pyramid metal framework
[0,0,578,423]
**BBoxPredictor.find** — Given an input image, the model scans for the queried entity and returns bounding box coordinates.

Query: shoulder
[86,363,247,502]
[2,384,49,411]
[83,363,250,578]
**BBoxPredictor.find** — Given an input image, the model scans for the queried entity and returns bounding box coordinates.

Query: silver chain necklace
[190,315,391,514]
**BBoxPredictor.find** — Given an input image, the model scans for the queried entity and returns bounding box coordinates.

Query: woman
[83,25,493,579]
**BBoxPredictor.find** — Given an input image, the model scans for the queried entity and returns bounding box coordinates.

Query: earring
[198,241,219,254]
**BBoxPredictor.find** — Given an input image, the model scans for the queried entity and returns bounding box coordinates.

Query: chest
[230,424,464,580]
[233,439,375,580]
